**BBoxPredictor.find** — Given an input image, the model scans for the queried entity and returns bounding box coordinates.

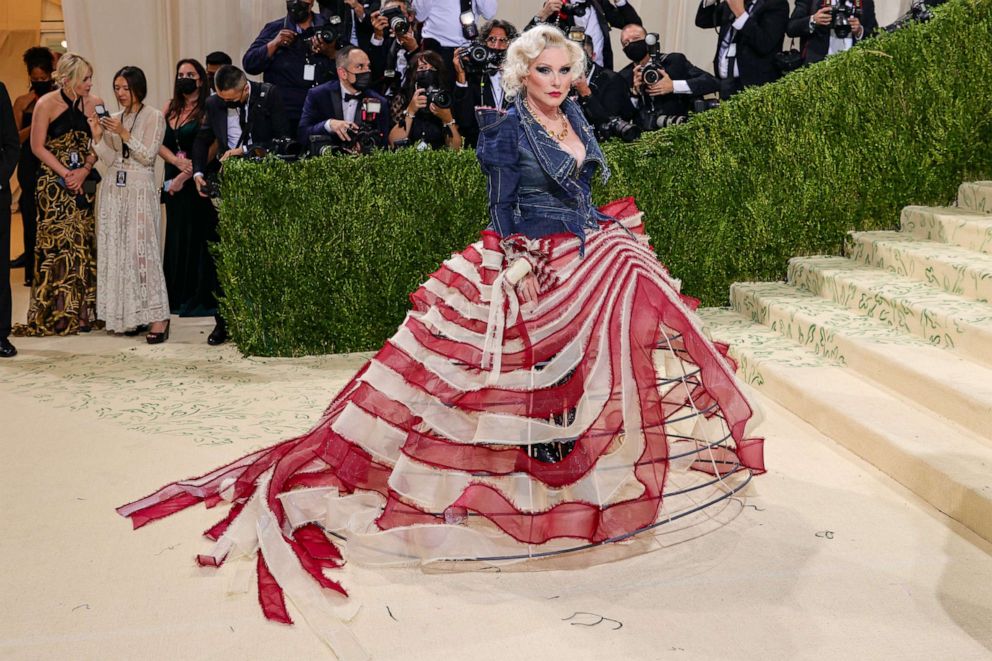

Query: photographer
[318,0,379,48]
[367,0,421,98]
[787,0,877,65]
[618,24,718,129]
[192,65,290,346]
[298,45,391,152]
[531,0,641,70]
[451,19,516,146]
[243,0,340,129]
[695,0,789,99]
[389,51,463,150]
[570,33,635,131]
[411,0,498,79]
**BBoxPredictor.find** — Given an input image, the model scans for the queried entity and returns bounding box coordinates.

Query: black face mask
[31,80,54,95]
[177,78,198,95]
[487,47,506,67]
[287,0,311,23]
[351,72,372,91]
[623,39,648,63]
[415,70,437,89]
[224,96,245,109]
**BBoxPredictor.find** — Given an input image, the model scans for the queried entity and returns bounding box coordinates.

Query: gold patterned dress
[14,91,100,336]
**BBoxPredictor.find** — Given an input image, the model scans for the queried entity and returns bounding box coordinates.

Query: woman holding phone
[14,52,103,336]
[88,66,171,342]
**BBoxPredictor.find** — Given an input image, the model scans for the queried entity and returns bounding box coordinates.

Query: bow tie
[344,92,363,103]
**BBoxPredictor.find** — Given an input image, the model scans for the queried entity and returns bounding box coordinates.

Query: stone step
[846,231,992,303]
[698,306,992,546]
[900,205,992,255]
[787,255,992,369]
[957,181,992,214]
[729,281,992,442]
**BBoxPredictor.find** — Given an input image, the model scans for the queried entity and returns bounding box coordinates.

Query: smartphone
[95,104,110,119]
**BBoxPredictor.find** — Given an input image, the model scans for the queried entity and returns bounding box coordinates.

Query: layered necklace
[525,98,569,141]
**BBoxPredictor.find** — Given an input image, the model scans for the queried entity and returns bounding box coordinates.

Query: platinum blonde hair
[501,24,586,101]
[54,52,93,91]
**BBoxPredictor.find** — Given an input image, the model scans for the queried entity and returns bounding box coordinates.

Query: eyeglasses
[486,36,510,46]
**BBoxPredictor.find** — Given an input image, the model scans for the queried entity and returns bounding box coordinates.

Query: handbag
[775,39,804,73]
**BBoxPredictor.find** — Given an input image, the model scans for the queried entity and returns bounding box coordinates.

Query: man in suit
[531,0,642,70]
[695,0,789,99]
[452,19,516,147]
[787,0,877,65]
[318,0,381,49]
[617,24,718,124]
[298,45,391,151]
[192,65,290,346]
[243,0,340,129]
[367,0,421,98]
[0,82,20,357]
[572,33,636,126]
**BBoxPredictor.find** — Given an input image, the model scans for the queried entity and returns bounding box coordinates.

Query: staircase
[699,181,992,544]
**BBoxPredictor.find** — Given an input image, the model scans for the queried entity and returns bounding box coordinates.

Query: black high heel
[146,320,170,344]
[124,324,150,337]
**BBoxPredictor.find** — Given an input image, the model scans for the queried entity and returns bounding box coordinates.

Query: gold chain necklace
[525,99,569,141]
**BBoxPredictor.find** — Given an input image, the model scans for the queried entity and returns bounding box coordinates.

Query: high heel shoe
[124,324,150,337]
[146,319,170,345]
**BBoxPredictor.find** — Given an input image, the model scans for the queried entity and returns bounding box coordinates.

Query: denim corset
[476,96,612,252]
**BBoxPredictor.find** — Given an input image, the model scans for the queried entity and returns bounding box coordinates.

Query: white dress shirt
[717,11,751,79]
[412,0,499,47]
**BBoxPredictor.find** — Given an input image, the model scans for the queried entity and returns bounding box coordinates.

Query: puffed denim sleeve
[475,108,519,240]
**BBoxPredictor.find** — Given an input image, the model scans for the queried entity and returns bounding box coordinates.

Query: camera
[309,134,341,157]
[380,4,410,36]
[637,110,687,131]
[346,98,385,154]
[245,137,304,163]
[691,98,720,113]
[301,15,344,45]
[557,0,590,22]
[596,117,642,143]
[885,0,937,31]
[460,40,505,75]
[640,33,667,87]
[424,86,451,109]
[202,172,223,199]
[95,103,111,119]
[460,10,479,40]
[829,0,862,39]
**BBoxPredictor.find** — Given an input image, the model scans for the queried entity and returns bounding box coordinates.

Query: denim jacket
[475,96,611,253]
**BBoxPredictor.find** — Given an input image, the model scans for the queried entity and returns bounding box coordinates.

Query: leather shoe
[207,322,228,346]
[10,254,27,269]
[0,337,17,358]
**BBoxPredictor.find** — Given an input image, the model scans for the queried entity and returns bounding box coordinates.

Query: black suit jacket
[193,82,290,174]
[786,0,878,65]
[529,0,641,71]
[0,83,18,188]
[695,0,789,88]
[619,52,719,117]
[298,80,391,148]
[577,63,636,124]
[453,73,509,147]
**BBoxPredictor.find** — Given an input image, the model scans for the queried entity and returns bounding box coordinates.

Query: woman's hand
[87,115,103,142]
[175,156,193,175]
[64,167,88,193]
[100,115,124,135]
[431,104,453,123]
[407,89,427,115]
[168,172,190,194]
[517,273,539,305]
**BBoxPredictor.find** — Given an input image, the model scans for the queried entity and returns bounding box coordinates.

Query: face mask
[487,47,506,67]
[623,39,648,63]
[31,80,54,95]
[177,77,198,95]
[352,71,372,91]
[287,0,311,23]
[415,70,437,89]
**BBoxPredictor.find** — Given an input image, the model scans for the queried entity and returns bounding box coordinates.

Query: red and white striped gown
[118,197,764,657]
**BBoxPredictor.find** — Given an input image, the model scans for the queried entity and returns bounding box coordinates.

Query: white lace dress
[93,106,171,332]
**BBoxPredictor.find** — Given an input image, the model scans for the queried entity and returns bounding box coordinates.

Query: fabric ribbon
[480,258,531,385]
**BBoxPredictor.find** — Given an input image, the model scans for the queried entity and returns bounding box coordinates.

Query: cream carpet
[2,228,992,660]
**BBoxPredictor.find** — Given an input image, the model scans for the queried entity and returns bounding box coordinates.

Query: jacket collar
[514,95,610,187]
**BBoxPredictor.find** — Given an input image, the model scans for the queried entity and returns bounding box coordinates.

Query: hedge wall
[218,0,992,357]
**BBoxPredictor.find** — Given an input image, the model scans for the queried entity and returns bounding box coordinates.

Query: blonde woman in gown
[89,66,171,342]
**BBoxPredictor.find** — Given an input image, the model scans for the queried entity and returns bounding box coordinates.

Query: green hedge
[218,0,992,357]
